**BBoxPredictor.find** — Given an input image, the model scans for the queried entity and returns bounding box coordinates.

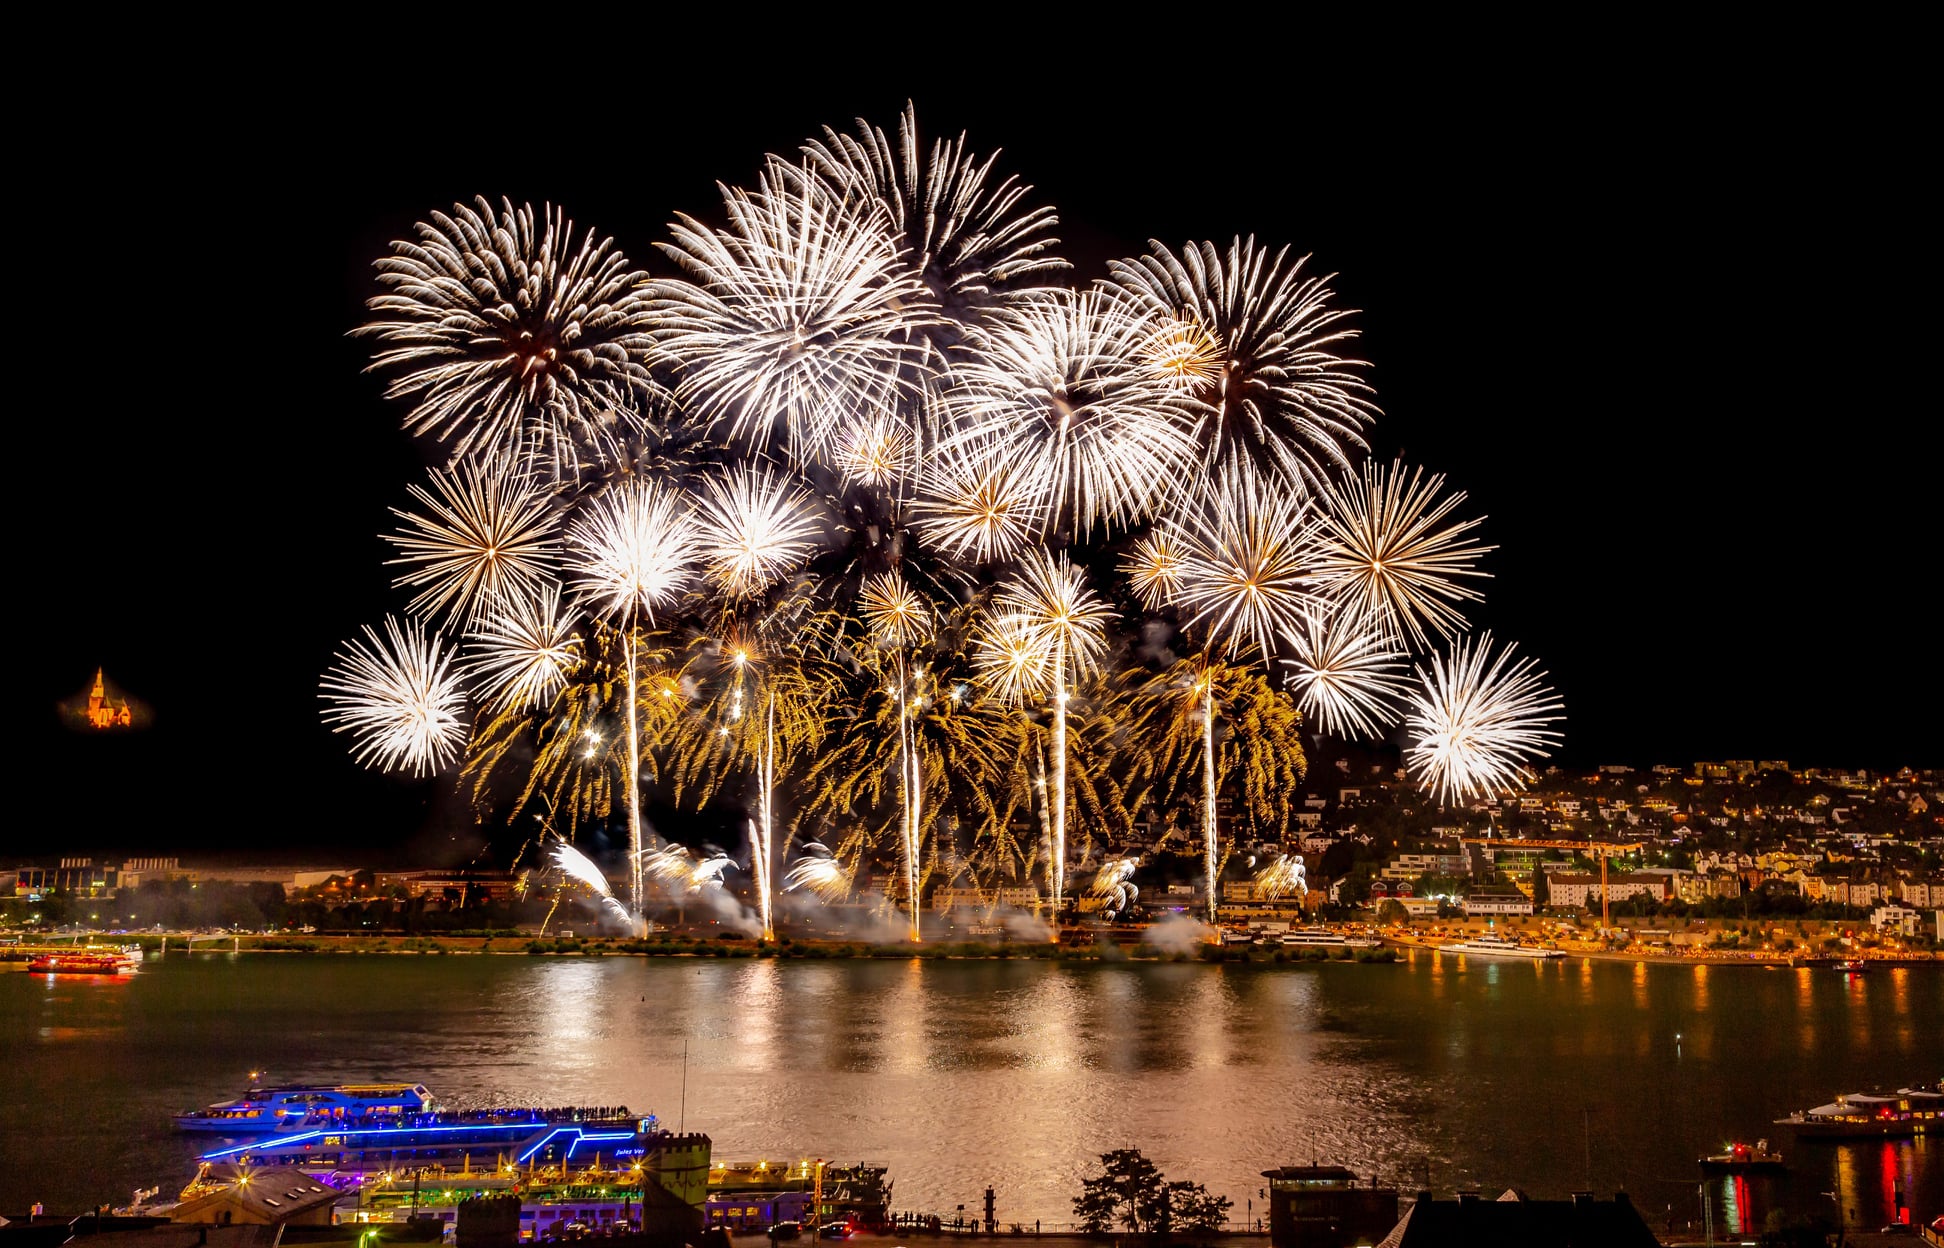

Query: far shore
[6,930,1938,967]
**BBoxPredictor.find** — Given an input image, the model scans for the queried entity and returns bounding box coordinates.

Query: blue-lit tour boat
[172,1080,434,1132]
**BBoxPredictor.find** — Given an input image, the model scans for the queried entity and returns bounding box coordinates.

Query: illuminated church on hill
[83,668,132,729]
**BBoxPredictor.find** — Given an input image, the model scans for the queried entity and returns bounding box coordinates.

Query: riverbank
[57,933,1407,963]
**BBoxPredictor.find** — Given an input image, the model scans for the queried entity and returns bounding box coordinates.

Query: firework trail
[320,615,467,777]
[1133,456,1317,920]
[567,478,699,929]
[465,583,582,713]
[359,196,660,475]
[549,840,631,923]
[859,572,933,942]
[1107,237,1376,490]
[987,551,1111,919]
[1405,632,1564,805]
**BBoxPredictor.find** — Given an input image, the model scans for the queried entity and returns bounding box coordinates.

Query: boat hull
[1774,1117,1937,1140]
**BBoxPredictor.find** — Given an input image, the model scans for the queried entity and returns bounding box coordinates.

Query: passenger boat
[1774,1083,1943,1138]
[172,1080,433,1132]
[1281,927,1382,949]
[28,949,140,975]
[1698,1139,1785,1171]
[1435,933,1564,959]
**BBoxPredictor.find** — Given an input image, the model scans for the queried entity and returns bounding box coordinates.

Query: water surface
[1,952,1936,1237]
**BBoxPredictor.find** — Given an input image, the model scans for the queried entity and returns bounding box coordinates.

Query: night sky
[25,50,1932,864]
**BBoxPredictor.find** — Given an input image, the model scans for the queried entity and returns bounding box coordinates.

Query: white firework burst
[858,571,933,647]
[358,196,659,475]
[1171,458,1321,663]
[693,465,822,598]
[566,479,699,623]
[1279,610,1409,739]
[549,840,630,923]
[1122,530,1187,612]
[385,458,559,628]
[783,842,848,901]
[991,550,1113,682]
[1313,459,1494,650]
[832,413,916,488]
[910,432,1046,563]
[652,160,937,464]
[803,102,1065,329]
[1107,237,1376,488]
[319,615,468,777]
[1404,632,1564,806]
[973,612,1054,706]
[946,288,1199,539]
[1253,855,1308,900]
[465,583,582,713]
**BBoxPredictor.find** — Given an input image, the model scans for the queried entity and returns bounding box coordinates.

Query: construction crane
[1460,837,1646,932]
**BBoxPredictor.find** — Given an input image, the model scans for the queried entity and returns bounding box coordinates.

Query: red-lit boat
[1698,1139,1784,1171]
[29,951,138,975]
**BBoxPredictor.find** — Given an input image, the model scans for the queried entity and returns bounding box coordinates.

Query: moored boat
[1282,928,1382,949]
[173,1080,434,1132]
[1436,933,1564,959]
[1774,1083,1943,1138]
[1699,1139,1785,1171]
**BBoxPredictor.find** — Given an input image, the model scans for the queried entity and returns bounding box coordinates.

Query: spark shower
[318,104,1563,939]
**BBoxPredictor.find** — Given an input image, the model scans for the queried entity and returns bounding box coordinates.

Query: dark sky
[23,43,1933,863]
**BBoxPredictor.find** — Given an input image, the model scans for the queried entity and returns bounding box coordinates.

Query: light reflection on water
[0,955,1937,1233]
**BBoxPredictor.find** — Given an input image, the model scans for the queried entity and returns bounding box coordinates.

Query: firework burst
[1404,632,1564,805]
[358,196,659,475]
[947,289,1199,539]
[1313,459,1494,650]
[653,161,936,464]
[1107,237,1376,488]
[320,615,468,777]
[803,102,1065,330]
[693,465,822,598]
[910,432,1046,563]
[1278,610,1409,739]
[783,842,848,901]
[987,551,1112,913]
[832,413,915,488]
[566,480,699,623]
[1253,854,1308,900]
[385,459,559,628]
[1172,458,1321,663]
[549,840,631,923]
[858,572,934,647]
[465,583,582,713]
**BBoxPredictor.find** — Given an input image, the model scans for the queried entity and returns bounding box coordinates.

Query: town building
[1262,1165,1398,1248]
[1461,888,1534,917]
[1546,872,1672,910]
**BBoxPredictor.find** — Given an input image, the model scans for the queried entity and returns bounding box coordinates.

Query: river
[1,952,1937,1238]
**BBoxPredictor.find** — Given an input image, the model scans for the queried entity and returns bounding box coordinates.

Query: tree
[1164,1182,1233,1235]
[1074,1150,1167,1233]
[1376,899,1408,925]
